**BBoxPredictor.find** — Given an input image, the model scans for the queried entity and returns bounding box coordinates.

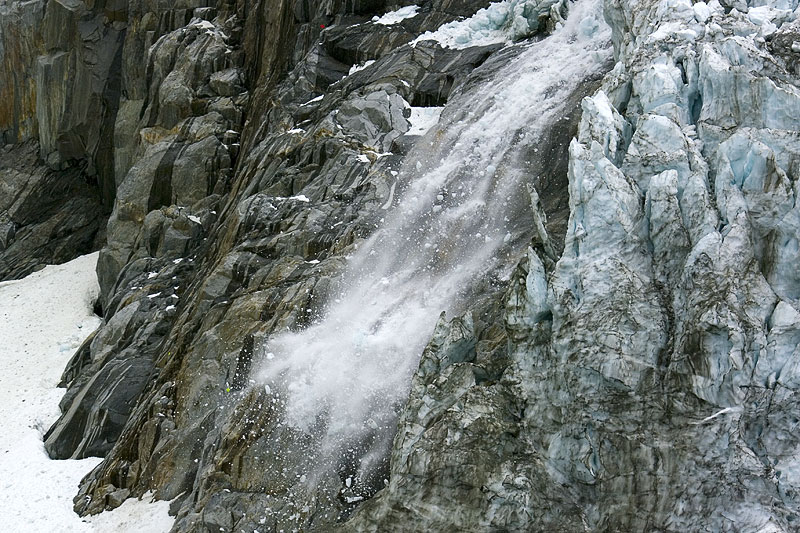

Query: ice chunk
[693,2,713,23]
[372,6,419,25]
[412,0,561,50]
[746,6,794,36]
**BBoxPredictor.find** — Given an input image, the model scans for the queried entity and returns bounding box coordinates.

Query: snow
[406,107,444,136]
[372,6,420,25]
[411,0,559,49]
[0,253,174,532]
[193,20,215,31]
[300,95,324,106]
[187,215,201,225]
[693,407,743,425]
[348,60,375,76]
[189,18,228,40]
[289,195,311,203]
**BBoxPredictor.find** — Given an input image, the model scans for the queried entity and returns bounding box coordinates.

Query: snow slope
[0,253,174,532]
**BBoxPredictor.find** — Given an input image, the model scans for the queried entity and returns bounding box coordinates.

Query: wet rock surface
[0,0,799,532]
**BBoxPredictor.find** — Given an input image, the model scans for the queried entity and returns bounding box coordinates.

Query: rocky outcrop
[1,0,799,531]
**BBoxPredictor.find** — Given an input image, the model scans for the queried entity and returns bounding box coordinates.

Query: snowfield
[0,253,174,532]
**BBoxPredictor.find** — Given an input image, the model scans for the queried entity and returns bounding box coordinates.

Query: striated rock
[0,0,45,145]
[0,0,125,207]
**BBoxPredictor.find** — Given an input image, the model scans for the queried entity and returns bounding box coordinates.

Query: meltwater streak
[258,0,611,481]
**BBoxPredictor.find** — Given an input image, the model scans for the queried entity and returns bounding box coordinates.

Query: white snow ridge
[0,253,174,533]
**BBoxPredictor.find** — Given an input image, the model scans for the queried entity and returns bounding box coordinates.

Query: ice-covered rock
[412,0,565,49]
[346,0,800,530]
[372,6,420,26]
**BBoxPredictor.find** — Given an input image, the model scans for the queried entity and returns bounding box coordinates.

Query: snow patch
[0,253,174,532]
[407,107,444,136]
[372,6,420,25]
[300,95,324,106]
[189,18,228,40]
[348,60,376,76]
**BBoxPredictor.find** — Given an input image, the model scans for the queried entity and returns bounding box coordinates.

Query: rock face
[0,0,125,206]
[1,0,799,531]
[0,141,104,280]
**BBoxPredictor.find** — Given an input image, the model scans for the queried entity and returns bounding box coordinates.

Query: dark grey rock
[0,141,105,281]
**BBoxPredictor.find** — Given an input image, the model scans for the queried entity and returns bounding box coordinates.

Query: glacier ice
[412,0,565,49]
[372,6,420,25]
